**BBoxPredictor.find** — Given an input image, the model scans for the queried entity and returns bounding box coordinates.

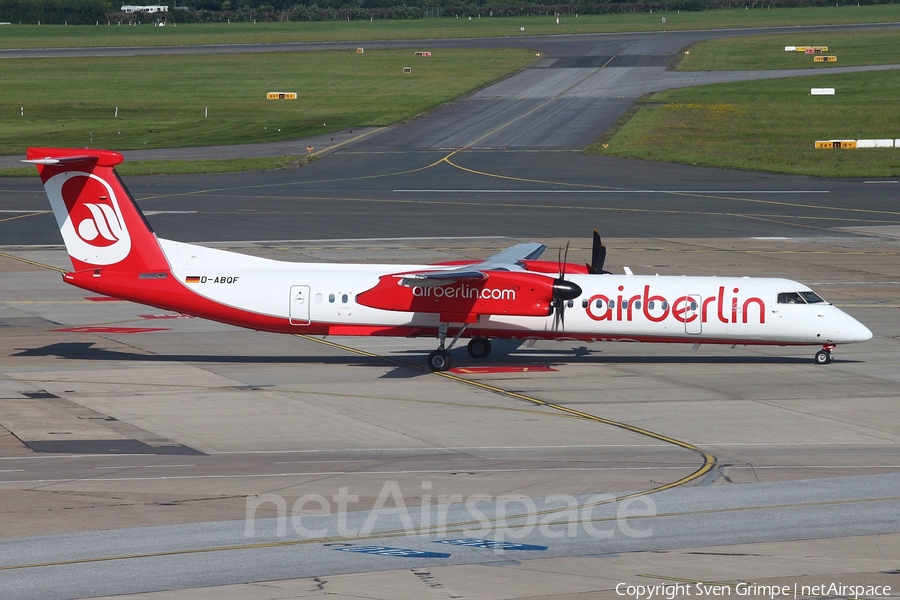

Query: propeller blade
[551,278,582,332]
[589,229,608,274]
[553,241,578,332]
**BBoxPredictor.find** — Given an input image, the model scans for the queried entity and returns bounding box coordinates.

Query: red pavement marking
[84,296,123,302]
[52,326,169,334]
[449,366,557,374]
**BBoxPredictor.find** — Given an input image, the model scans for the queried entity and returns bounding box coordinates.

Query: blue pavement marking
[336,545,451,558]
[434,538,548,550]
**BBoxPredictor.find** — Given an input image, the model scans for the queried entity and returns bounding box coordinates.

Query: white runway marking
[142,211,199,215]
[394,189,830,194]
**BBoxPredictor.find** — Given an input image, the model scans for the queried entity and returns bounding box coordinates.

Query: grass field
[1,5,899,48]
[4,7,899,177]
[678,28,900,70]
[0,48,533,157]
[589,69,900,177]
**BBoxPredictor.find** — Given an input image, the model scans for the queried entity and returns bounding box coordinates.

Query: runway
[1,23,899,600]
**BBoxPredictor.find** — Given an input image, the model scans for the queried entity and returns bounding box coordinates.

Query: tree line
[1,0,896,24]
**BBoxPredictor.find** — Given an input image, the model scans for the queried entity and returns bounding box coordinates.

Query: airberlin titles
[359,275,766,325]
[356,271,555,317]
[586,284,765,325]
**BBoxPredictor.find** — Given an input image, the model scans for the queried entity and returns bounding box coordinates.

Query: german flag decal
[185,276,202,284]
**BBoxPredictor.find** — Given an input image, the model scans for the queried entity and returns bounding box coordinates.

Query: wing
[398,243,547,287]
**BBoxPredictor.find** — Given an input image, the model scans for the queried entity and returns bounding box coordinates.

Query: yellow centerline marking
[294,335,717,522]
[0,211,48,223]
[0,251,66,273]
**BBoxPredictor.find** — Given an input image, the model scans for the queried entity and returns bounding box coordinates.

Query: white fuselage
[160,239,872,346]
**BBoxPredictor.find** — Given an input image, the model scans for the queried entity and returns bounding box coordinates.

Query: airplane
[25,147,872,371]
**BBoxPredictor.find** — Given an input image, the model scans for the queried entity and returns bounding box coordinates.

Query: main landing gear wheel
[467,337,492,359]
[428,349,452,372]
[814,349,832,365]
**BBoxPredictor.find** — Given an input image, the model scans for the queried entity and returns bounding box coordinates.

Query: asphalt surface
[2,474,898,600]
[4,150,900,244]
[1,23,899,600]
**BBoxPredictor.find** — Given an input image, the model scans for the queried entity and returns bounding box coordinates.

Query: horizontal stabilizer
[24,148,124,168]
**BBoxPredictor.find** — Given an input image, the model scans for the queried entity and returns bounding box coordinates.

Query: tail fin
[26,147,169,273]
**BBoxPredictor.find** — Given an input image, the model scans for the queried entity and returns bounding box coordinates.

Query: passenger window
[567,299,574,308]
[778,292,804,304]
[662,301,668,310]
[342,294,349,304]
[648,301,655,310]
[328,294,335,303]
[315,293,322,303]
[583,299,589,308]
[621,300,628,309]
[690,301,697,311]
[608,300,614,309]
[634,301,641,310]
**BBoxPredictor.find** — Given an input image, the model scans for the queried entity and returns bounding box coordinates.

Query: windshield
[799,291,826,304]
[777,291,828,305]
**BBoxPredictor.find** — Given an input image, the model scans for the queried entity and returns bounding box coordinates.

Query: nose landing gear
[428,322,469,372]
[814,344,836,365]
[426,326,494,372]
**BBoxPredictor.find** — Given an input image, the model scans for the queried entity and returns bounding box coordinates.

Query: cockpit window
[778,291,828,305]
[777,292,805,304]
[799,291,826,304]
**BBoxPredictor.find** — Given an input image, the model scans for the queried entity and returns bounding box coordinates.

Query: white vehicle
[27,147,872,371]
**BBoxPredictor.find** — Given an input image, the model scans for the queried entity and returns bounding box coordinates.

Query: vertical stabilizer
[26,147,169,273]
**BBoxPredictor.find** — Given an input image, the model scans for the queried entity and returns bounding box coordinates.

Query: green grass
[678,28,900,70]
[0,48,533,156]
[588,70,900,177]
[1,5,899,48]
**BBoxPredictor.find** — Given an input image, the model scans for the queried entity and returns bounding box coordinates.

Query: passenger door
[289,285,310,325]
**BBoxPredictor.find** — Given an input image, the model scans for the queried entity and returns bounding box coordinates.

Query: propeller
[552,241,582,332]
[587,229,610,274]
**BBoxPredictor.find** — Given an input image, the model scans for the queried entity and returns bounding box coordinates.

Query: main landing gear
[814,344,836,365]
[427,324,493,372]
[467,337,492,359]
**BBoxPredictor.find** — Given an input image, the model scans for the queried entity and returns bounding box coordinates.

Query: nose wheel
[427,322,469,372]
[814,344,835,365]
[428,349,452,372]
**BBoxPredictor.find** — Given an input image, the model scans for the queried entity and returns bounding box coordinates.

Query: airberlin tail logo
[77,203,124,245]
[44,171,132,265]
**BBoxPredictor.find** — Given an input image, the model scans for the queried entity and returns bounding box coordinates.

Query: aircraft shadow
[15,342,859,374]
[13,342,386,367]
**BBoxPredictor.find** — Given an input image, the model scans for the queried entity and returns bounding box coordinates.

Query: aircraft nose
[839,314,873,343]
